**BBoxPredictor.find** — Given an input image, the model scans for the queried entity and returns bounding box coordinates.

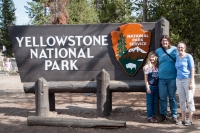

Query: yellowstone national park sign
[8,23,156,82]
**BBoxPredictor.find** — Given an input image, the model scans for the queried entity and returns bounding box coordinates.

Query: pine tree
[26,0,98,25]
[67,0,99,24]
[25,0,51,25]
[117,33,127,57]
[0,0,16,57]
[98,0,135,23]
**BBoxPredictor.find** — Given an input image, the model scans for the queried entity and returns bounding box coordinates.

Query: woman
[155,35,178,123]
[175,41,195,126]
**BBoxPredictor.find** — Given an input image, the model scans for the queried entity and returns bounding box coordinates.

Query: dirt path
[0,75,200,133]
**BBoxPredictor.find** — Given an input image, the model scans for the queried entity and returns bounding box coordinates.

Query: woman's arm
[188,54,195,90]
[189,67,195,90]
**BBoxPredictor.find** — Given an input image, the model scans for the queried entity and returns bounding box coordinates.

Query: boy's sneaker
[161,115,168,122]
[185,121,193,126]
[172,118,179,123]
[176,120,185,125]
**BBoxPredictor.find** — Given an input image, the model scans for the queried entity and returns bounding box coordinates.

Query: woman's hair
[146,51,158,68]
[178,41,187,52]
[160,34,172,48]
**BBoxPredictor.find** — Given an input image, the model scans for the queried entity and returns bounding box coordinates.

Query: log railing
[23,69,145,118]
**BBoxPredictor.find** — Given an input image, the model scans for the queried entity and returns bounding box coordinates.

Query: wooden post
[97,69,110,117]
[155,17,169,50]
[49,93,55,111]
[155,17,169,115]
[35,77,49,116]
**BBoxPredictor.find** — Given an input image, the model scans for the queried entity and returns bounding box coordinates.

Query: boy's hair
[160,34,172,49]
[146,51,158,68]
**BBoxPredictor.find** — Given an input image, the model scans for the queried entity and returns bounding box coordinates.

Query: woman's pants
[159,79,177,118]
[176,78,195,112]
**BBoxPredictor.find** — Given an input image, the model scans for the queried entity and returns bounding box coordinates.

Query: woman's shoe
[172,118,179,123]
[176,121,185,125]
[185,121,193,126]
[161,115,168,122]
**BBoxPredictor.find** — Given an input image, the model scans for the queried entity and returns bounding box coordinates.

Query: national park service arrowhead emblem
[111,23,151,76]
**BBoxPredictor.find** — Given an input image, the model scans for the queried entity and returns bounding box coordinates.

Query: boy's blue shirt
[156,46,177,79]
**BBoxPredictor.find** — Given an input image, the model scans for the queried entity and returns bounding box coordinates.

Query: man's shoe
[161,115,168,122]
[172,118,179,123]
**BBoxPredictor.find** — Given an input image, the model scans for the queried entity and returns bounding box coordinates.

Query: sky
[13,0,32,25]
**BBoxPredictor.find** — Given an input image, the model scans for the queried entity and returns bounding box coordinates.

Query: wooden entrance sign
[8,18,169,127]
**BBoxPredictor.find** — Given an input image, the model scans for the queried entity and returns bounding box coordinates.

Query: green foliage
[25,0,136,25]
[0,0,16,57]
[132,0,200,62]
[117,33,127,56]
[25,0,50,25]
[67,0,99,24]
[98,0,135,23]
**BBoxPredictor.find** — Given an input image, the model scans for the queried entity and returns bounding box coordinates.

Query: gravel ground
[0,75,200,133]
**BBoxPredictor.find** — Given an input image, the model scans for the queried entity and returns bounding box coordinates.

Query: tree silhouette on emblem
[117,33,127,57]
